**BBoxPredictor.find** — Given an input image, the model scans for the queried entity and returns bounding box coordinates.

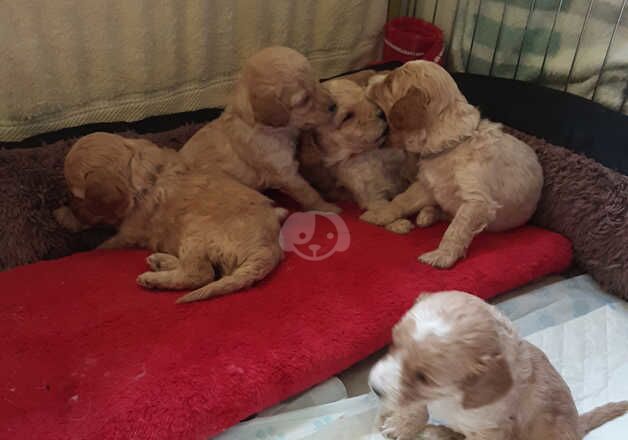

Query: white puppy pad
[526,303,628,439]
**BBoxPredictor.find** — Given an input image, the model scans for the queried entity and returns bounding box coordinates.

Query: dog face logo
[279,211,350,261]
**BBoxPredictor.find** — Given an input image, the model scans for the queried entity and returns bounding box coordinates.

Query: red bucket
[383,17,444,64]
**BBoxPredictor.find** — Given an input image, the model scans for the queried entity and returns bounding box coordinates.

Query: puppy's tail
[175,248,282,304]
[578,401,628,435]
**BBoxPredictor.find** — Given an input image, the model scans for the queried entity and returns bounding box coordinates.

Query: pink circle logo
[279,211,350,261]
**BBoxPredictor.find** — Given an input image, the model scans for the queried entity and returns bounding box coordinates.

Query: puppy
[298,76,418,233]
[181,46,340,213]
[54,132,285,304]
[361,61,544,268]
[369,291,628,440]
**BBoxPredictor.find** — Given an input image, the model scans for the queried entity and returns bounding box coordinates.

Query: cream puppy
[54,133,285,304]
[298,76,418,233]
[369,291,628,440]
[181,46,340,213]
[361,61,543,268]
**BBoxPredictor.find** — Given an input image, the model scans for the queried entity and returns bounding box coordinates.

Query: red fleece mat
[0,206,571,439]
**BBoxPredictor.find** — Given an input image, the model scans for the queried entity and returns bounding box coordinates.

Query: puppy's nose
[328,102,337,113]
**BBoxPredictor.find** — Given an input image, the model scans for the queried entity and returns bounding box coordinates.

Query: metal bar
[489,2,509,77]
[592,0,626,101]
[565,0,595,92]
[413,0,418,17]
[514,0,537,80]
[538,0,564,83]
[466,0,484,72]
[444,0,462,65]
[431,0,439,23]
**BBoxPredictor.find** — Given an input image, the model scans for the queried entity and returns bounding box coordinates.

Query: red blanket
[0,206,571,439]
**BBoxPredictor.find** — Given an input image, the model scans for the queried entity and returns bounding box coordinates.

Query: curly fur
[180,46,340,213]
[361,61,544,269]
[370,291,628,439]
[55,133,284,303]
[298,76,415,213]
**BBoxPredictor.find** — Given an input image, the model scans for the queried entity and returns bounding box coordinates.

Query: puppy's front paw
[360,206,401,226]
[137,272,162,289]
[309,201,342,214]
[386,219,414,234]
[53,206,86,232]
[415,206,440,228]
[381,413,425,440]
[418,248,460,269]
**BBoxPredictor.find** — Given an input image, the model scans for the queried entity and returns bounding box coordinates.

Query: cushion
[0,206,572,439]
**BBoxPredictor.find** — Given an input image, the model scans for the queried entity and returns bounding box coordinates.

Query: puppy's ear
[249,88,290,127]
[461,353,513,409]
[84,170,130,218]
[389,87,430,131]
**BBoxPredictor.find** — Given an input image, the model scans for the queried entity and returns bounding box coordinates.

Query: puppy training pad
[0,205,572,439]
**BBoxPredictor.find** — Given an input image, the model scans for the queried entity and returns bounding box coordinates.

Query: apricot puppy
[181,46,340,213]
[55,133,285,303]
[362,61,543,268]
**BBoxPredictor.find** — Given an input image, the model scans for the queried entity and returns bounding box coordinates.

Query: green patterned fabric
[447,0,627,112]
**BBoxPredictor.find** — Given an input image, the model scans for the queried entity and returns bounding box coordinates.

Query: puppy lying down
[54,133,285,304]
[181,46,340,213]
[369,291,628,440]
[362,61,544,268]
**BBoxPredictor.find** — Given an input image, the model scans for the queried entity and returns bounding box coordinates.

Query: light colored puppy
[361,61,544,268]
[181,46,340,213]
[54,132,285,304]
[369,291,628,440]
[298,76,418,233]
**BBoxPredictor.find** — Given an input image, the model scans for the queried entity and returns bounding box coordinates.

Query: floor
[336,275,565,397]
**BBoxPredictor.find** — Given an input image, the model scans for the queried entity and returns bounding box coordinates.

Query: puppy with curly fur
[54,132,285,304]
[181,46,340,213]
[361,61,543,268]
[298,75,403,208]
[298,75,417,233]
[369,291,628,439]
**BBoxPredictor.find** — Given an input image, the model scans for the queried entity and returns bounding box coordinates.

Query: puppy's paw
[360,206,401,226]
[53,206,86,232]
[418,248,460,269]
[274,207,290,222]
[419,426,464,440]
[381,413,425,440]
[386,219,414,234]
[137,272,163,289]
[415,206,440,228]
[146,253,179,272]
[309,201,342,214]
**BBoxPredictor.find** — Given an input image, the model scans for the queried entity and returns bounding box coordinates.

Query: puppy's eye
[415,372,428,384]
[341,112,355,124]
